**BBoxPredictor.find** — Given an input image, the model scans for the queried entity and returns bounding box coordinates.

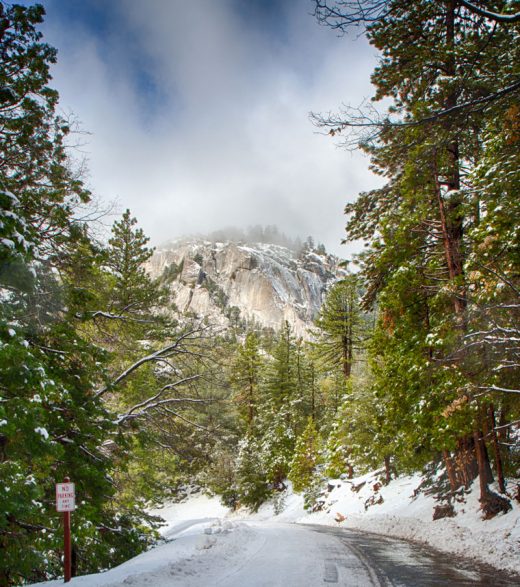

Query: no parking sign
[56,478,74,582]
[56,481,75,512]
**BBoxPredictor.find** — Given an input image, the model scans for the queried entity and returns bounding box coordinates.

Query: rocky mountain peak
[146,236,347,338]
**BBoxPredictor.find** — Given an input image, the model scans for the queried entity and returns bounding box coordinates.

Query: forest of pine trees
[312,0,519,512]
[0,1,518,584]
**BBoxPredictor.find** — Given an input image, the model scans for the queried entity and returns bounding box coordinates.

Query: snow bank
[237,472,520,575]
[149,490,229,537]
[30,520,259,587]
[313,475,520,575]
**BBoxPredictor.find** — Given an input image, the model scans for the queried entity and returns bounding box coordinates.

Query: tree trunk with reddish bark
[443,450,459,492]
[488,405,506,494]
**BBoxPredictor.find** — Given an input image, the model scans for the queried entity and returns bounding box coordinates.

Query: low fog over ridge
[158,225,333,256]
[38,0,379,258]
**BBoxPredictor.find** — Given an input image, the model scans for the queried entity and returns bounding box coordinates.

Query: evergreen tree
[234,434,270,510]
[200,438,240,509]
[295,339,322,423]
[313,0,519,510]
[266,322,295,398]
[95,210,171,380]
[260,410,295,489]
[313,276,365,379]
[0,6,160,583]
[230,332,263,428]
[107,209,166,317]
[0,2,90,263]
[261,322,308,466]
[288,417,322,493]
[323,420,352,479]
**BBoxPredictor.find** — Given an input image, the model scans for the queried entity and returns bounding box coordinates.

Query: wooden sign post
[56,478,75,583]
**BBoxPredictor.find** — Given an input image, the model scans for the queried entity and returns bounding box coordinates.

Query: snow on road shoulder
[228,473,520,575]
[149,490,229,537]
[319,473,520,575]
[30,520,257,587]
[247,472,520,575]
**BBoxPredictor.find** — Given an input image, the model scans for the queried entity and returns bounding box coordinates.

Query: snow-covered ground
[30,473,520,585]
[246,472,520,575]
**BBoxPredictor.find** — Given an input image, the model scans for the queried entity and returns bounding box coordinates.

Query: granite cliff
[146,237,346,338]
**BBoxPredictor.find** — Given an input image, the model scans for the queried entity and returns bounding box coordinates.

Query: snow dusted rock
[146,238,346,337]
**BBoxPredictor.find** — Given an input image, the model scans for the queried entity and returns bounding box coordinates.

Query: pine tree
[313,276,365,379]
[295,339,322,423]
[288,417,322,493]
[261,322,310,461]
[0,6,159,583]
[323,421,352,479]
[230,332,263,428]
[0,2,90,263]
[97,209,171,379]
[260,410,295,489]
[107,209,165,317]
[313,0,519,509]
[234,434,271,510]
[265,321,297,410]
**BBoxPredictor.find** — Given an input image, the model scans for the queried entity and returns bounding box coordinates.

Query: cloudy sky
[35,0,380,257]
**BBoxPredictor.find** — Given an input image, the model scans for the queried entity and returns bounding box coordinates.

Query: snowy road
[192,522,518,586]
[305,524,517,586]
[32,519,519,586]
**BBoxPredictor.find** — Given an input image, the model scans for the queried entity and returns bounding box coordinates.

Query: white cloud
[42,0,381,257]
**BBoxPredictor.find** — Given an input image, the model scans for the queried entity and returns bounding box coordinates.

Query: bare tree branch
[313,0,391,31]
[77,310,155,324]
[95,324,210,398]
[116,375,204,424]
[161,406,215,432]
[458,0,520,23]
[311,81,520,141]
[493,418,520,431]
[313,1,520,29]
[476,385,520,395]
[117,396,215,424]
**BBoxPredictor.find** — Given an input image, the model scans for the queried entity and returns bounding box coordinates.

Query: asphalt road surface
[302,523,518,586]
[203,522,519,587]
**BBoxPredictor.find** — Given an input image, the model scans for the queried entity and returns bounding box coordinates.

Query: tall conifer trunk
[247,378,254,426]
[441,1,497,503]
[443,450,459,492]
[439,0,466,318]
[488,405,505,494]
[341,335,352,379]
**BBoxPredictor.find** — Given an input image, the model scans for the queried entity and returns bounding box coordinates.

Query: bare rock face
[146,238,346,338]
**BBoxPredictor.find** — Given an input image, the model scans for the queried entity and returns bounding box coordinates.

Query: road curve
[210,522,518,587]
[304,523,518,586]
